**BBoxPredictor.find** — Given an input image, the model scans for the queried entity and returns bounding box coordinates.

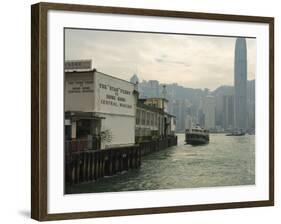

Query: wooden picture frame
[31,2,274,221]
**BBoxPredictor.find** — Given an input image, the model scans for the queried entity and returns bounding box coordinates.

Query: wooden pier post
[101,151,105,177]
[94,152,99,179]
[82,153,87,182]
[76,154,81,183]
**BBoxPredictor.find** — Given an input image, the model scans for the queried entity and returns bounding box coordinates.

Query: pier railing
[65,145,141,184]
[65,138,101,153]
[65,135,177,185]
[139,135,177,156]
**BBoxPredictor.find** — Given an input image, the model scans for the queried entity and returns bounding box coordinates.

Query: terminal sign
[95,72,135,116]
[65,60,92,70]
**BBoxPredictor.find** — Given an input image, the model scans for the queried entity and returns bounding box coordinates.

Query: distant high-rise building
[162,85,167,99]
[138,80,160,98]
[222,95,234,130]
[130,74,139,84]
[212,85,234,128]
[130,74,139,91]
[172,99,191,132]
[247,80,255,130]
[185,114,193,131]
[234,37,247,130]
[202,95,215,130]
[197,109,205,128]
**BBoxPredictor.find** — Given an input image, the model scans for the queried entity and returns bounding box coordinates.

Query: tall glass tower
[234,37,247,131]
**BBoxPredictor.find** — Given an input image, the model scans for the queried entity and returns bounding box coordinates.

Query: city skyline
[133,70,255,132]
[65,29,256,91]
[132,74,255,92]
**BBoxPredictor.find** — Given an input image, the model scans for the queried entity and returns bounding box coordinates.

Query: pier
[65,136,177,184]
[139,136,178,156]
[64,69,178,186]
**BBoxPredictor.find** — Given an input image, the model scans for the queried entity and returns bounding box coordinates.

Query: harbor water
[66,133,255,194]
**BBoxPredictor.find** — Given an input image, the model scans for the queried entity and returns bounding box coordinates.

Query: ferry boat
[185,125,209,145]
[225,129,245,136]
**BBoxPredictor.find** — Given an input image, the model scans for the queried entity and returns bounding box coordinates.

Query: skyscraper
[234,37,247,131]
[130,74,139,84]
[202,95,215,130]
[222,95,234,130]
[138,80,160,98]
[247,80,255,130]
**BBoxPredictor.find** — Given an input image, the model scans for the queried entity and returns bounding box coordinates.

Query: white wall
[94,71,136,147]
[101,114,135,148]
[0,1,280,224]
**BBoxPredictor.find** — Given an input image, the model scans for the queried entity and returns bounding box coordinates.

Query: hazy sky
[65,29,256,90]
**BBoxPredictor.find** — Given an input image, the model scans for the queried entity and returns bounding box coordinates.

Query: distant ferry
[185,125,209,145]
[225,130,246,136]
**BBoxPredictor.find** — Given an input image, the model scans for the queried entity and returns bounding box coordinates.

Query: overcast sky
[65,29,256,90]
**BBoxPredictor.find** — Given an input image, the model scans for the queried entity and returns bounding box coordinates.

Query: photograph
[30,2,274,221]
[64,29,256,194]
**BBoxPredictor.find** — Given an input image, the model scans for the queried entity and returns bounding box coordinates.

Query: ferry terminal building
[64,61,176,152]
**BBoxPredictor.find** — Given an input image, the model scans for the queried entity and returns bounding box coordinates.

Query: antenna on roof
[162,85,167,99]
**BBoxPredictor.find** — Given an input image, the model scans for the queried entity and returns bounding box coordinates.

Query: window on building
[141,110,145,125]
[155,114,158,126]
[136,109,140,125]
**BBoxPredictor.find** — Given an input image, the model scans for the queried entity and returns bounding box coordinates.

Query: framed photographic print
[31,2,274,221]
